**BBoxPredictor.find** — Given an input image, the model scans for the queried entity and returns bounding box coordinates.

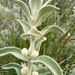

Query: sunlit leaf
[29,0,43,16]
[16,19,31,33]
[2,62,22,75]
[0,47,28,61]
[41,25,65,35]
[36,5,60,26]
[31,55,63,75]
[42,0,52,7]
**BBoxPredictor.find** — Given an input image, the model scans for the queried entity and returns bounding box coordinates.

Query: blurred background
[0,0,75,75]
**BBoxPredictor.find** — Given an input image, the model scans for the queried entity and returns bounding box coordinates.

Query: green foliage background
[0,0,75,75]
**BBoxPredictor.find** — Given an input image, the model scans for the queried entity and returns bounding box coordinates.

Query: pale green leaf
[21,33,36,40]
[35,37,47,51]
[21,27,42,40]
[0,47,28,61]
[42,0,52,7]
[36,5,60,26]
[41,25,65,35]
[29,0,43,16]
[31,55,63,75]
[29,27,42,36]
[16,19,31,33]
[2,62,22,75]
[14,0,31,20]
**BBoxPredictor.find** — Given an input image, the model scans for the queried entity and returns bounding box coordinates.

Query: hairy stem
[27,60,33,75]
[27,37,35,75]
[28,37,35,56]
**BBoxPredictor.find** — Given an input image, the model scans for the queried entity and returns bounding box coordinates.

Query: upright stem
[27,37,35,75]
[28,37,35,56]
[27,60,33,75]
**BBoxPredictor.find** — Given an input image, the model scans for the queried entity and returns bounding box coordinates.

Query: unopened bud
[31,15,36,25]
[21,48,28,56]
[21,67,28,75]
[32,71,39,75]
[31,51,39,58]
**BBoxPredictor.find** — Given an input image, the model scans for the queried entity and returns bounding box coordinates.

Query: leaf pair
[14,0,60,26]
[31,55,63,75]
[16,20,42,40]
[17,20,65,51]
[17,20,65,39]
[2,55,63,75]
[2,63,22,75]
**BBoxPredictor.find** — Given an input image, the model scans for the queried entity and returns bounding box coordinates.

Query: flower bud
[30,15,36,25]
[21,48,28,56]
[31,51,39,58]
[32,71,39,75]
[21,67,28,75]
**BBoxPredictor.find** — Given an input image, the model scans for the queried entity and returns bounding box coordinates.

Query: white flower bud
[30,15,36,25]
[31,51,39,58]
[21,48,28,56]
[32,71,39,75]
[21,67,28,75]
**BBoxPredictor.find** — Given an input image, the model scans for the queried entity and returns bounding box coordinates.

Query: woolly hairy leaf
[31,55,63,75]
[29,0,43,16]
[2,62,22,75]
[16,20,31,33]
[21,27,42,40]
[0,47,28,61]
[29,27,42,36]
[42,0,52,7]
[21,33,36,40]
[36,5,60,26]
[41,25,65,35]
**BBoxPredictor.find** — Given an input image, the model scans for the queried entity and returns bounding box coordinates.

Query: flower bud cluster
[21,48,39,59]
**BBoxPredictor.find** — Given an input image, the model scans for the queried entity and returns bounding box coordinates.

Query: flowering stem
[27,37,35,75]
[27,60,33,75]
[28,37,35,56]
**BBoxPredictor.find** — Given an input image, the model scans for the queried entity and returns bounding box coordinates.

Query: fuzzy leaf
[36,5,60,26]
[2,62,22,75]
[21,33,36,40]
[31,55,63,75]
[16,19,31,33]
[35,37,47,51]
[21,27,42,40]
[42,0,52,7]
[0,47,28,61]
[29,0,43,16]
[14,0,30,20]
[29,27,42,36]
[41,25,65,35]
